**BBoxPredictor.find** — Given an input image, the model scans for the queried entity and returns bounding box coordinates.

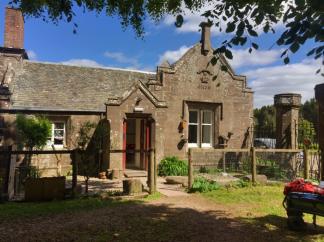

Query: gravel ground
[1,193,323,242]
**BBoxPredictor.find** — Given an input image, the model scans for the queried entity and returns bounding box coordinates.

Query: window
[47,122,65,148]
[188,109,213,148]
[188,110,199,147]
[201,111,212,147]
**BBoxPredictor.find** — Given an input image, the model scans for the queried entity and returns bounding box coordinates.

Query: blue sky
[0,2,322,107]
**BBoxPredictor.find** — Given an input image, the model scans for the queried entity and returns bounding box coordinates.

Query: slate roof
[10,61,156,112]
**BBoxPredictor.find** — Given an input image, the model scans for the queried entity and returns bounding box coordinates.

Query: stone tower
[274,93,301,149]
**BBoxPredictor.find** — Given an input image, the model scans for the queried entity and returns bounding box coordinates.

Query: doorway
[123,115,153,170]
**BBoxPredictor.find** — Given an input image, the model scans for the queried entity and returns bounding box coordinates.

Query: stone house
[0,8,253,177]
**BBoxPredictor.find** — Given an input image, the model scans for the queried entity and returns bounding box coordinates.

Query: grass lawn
[0,192,161,221]
[201,183,324,242]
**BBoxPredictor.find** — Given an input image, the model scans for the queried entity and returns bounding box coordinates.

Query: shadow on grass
[0,199,323,242]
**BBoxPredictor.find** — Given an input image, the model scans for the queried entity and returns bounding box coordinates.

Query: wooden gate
[0,146,12,198]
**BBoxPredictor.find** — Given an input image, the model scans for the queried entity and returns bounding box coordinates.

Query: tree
[300,98,318,125]
[254,105,276,137]
[75,121,106,194]
[8,0,323,71]
[16,114,51,178]
[16,114,51,161]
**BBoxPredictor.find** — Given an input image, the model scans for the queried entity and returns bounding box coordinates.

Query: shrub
[231,179,251,188]
[189,177,220,193]
[158,156,188,176]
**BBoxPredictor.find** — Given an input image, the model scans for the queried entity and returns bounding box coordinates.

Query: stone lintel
[274,93,301,108]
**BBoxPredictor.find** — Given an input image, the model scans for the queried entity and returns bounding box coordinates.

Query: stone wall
[107,43,253,168]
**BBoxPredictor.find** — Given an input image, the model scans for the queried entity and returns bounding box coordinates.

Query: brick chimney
[4,7,24,49]
[200,22,212,55]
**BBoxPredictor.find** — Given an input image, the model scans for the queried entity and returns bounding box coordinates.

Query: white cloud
[245,59,323,108]
[104,51,139,67]
[158,45,191,64]
[61,59,103,68]
[27,50,37,60]
[163,3,222,35]
[228,48,281,69]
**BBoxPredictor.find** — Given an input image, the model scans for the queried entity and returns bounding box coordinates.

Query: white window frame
[188,108,214,148]
[201,110,213,148]
[47,122,66,149]
[188,110,199,148]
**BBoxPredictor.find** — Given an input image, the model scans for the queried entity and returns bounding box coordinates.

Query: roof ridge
[25,60,156,75]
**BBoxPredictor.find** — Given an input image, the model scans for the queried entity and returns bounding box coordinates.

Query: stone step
[124,170,147,178]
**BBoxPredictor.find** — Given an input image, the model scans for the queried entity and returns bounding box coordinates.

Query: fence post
[149,149,155,194]
[251,147,256,183]
[303,148,309,180]
[153,149,157,193]
[223,151,226,173]
[71,149,78,198]
[188,149,193,189]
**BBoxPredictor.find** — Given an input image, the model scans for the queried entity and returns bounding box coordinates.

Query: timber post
[149,149,155,194]
[303,148,309,180]
[188,149,193,189]
[71,149,78,198]
[153,149,157,193]
[251,147,256,184]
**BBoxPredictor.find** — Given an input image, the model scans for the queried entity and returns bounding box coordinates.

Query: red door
[122,119,127,170]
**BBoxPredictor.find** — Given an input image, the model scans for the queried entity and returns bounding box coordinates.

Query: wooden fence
[0,147,157,200]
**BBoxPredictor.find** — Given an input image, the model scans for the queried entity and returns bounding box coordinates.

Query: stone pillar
[274,93,301,149]
[315,83,324,179]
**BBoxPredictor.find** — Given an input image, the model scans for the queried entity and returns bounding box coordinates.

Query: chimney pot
[4,7,24,49]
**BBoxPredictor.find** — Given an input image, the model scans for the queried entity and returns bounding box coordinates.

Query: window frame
[201,110,213,148]
[188,108,214,148]
[47,121,66,149]
[188,109,199,148]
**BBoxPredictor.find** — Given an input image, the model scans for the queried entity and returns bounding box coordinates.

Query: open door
[123,117,152,171]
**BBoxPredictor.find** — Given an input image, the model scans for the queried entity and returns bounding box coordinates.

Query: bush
[16,114,51,150]
[189,177,220,193]
[230,179,251,188]
[158,156,188,176]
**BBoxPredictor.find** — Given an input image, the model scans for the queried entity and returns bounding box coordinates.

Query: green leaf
[276,38,284,45]
[247,28,258,37]
[211,57,219,65]
[224,49,233,59]
[284,56,290,64]
[175,15,183,28]
[221,65,228,72]
[236,21,245,37]
[255,14,264,25]
[263,23,270,33]
[290,42,300,53]
[240,37,247,45]
[252,42,259,49]
[226,22,236,33]
[307,48,316,56]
